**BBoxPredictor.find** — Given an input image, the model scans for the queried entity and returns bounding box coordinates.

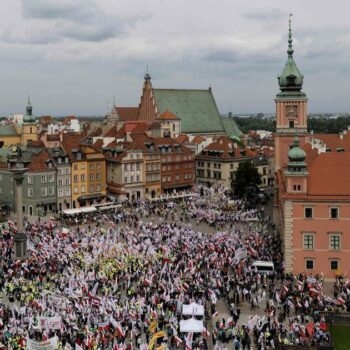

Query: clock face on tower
[286,105,297,118]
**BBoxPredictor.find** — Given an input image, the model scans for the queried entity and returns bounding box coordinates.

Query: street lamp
[10,146,28,260]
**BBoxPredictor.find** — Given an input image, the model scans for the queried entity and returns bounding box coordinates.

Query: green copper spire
[287,14,294,57]
[278,14,304,94]
[23,96,36,123]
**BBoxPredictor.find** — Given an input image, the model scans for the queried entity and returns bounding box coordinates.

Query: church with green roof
[135,73,242,138]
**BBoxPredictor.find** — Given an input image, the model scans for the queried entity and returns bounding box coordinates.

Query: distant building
[108,73,242,138]
[195,136,256,189]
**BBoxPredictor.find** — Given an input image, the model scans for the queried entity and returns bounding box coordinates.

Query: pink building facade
[274,20,350,279]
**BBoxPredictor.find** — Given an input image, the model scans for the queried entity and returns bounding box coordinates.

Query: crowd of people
[0,185,345,349]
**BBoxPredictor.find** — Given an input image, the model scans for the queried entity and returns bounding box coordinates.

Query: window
[330,234,341,251]
[96,174,101,181]
[96,163,101,170]
[330,260,339,271]
[124,164,128,171]
[175,164,179,169]
[89,163,94,170]
[96,184,101,191]
[124,177,128,183]
[58,189,64,198]
[41,187,47,197]
[303,233,314,250]
[175,174,180,180]
[207,163,211,168]
[136,175,140,182]
[48,174,54,182]
[293,184,301,191]
[74,164,78,171]
[74,186,79,194]
[162,176,167,182]
[74,175,78,183]
[65,178,70,185]
[28,188,33,197]
[289,120,295,128]
[65,168,70,174]
[81,185,86,193]
[304,207,313,219]
[305,259,314,270]
[207,170,211,178]
[48,187,54,195]
[81,163,85,170]
[90,174,94,181]
[58,179,63,186]
[90,185,94,192]
[330,207,339,219]
[28,176,33,184]
[41,175,47,183]
[136,163,140,170]
[130,176,134,183]
[66,189,71,196]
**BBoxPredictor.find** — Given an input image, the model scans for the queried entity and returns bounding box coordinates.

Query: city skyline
[1,0,350,115]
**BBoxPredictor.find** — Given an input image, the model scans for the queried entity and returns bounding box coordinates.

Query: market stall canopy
[182,302,204,316]
[179,318,203,333]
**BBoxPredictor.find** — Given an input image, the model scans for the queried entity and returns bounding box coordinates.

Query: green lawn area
[333,325,350,350]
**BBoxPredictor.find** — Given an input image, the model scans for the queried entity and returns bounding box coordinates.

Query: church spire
[144,65,151,82]
[287,14,294,57]
[277,14,304,94]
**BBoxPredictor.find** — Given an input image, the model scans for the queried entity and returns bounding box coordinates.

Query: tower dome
[288,136,306,161]
[278,15,304,93]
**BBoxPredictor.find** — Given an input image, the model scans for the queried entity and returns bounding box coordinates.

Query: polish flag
[185,332,193,350]
[115,323,125,337]
[337,297,346,305]
[202,328,210,338]
[174,336,182,347]
[247,247,258,257]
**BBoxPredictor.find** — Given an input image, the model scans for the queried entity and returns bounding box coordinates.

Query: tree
[232,160,261,198]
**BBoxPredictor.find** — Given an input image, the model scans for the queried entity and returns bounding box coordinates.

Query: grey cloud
[244,7,286,21]
[21,0,93,21]
[204,49,241,63]
[17,0,149,43]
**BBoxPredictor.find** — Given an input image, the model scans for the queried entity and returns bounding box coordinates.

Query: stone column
[11,166,28,260]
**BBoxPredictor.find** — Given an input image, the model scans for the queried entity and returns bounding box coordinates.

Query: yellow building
[62,133,106,208]
[0,125,21,147]
[21,99,38,145]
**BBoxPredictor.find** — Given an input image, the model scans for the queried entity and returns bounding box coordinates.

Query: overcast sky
[0,0,350,116]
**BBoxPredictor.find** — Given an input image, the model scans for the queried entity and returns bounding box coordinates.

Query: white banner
[48,295,67,309]
[33,317,62,331]
[26,336,58,350]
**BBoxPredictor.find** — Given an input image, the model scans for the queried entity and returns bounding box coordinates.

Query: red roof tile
[116,107,139,121]
[157,110,179,120]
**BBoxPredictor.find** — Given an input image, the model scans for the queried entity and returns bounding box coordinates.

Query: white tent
[62,207,96,215]
[182,302,205,316]
[179,318,203,333]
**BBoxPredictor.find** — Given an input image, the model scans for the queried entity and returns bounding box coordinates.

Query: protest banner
[26,336,58,350]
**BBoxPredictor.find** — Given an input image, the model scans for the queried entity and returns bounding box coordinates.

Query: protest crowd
[0,185,346,349]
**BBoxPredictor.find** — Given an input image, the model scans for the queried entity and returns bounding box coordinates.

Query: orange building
[275,19,350,279]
